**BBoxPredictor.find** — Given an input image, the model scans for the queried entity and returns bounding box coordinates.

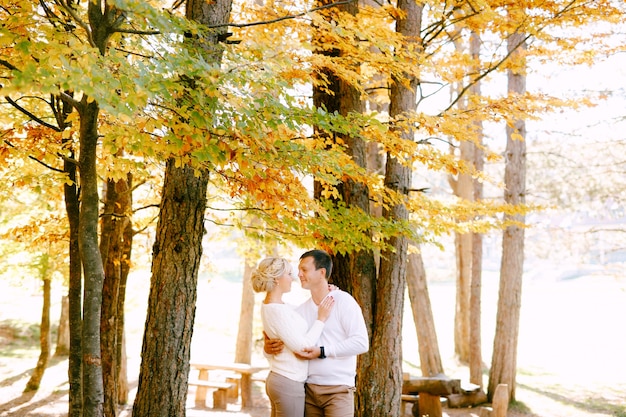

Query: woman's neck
[264,290,283,304]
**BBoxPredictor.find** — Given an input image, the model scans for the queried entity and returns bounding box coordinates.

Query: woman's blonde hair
[251,257,291,293]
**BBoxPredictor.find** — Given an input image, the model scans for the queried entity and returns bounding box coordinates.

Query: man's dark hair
[300,249,333,279]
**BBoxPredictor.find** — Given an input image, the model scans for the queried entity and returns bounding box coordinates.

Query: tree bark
[451,79,473,366]
[78,98,106,417]
[310,3,378,416]
[132,162,210,417]
[117,214,133,406]
[407,251,443,377]
[24,274,51,392]
[469,30,485,388]
[357,1,422,415]
[117,331,128,405]
[132,2,232,415]
[488,27,527,403]
[55,294,70,357]
[100,174,132,417]
[66,147,82,417]
[73,3,132,414]
[60,98,83,417]
[454,192,472,364]
[235,260,255,364]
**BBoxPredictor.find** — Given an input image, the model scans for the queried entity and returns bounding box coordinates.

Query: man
[265,249,369,417]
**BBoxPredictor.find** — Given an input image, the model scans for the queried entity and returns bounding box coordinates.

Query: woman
[251,257,334,417]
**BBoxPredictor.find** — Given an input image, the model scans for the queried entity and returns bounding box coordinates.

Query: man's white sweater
[296,289,369,386]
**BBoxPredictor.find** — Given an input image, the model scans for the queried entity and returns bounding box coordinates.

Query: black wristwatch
[319,346,326,359]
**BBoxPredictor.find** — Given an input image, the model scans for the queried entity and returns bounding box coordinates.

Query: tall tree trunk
[78,98,106,417]
[357,1,422,415]
[66,143,82,417]
[132,1,232,416]
[469,30,485,388]
[117,214,133,406]
[488,27,527,403]
[117,332,128,405]
[100,179,119,417]
[100,174,132,417]
[310,3,377,416]
[235,260,255,364]
[24,272,52,392]
[450,34,473,363]
[76,4,134,414]
[407,251,443,377]
[58,94,83,417]
[454,188,472,364]
[132,162,209,417]
[55,294,70,357]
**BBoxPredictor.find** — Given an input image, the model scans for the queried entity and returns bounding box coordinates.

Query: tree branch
[207,0,358,29]
[55,0,95,47]
[114,27,160,36]
[0,59,18,71]
[4,95,61,132]
[133,203,160,213]
[3,139,65,173]
[58,90,82,110]
[113,47,155,59]
[443,0,580,113]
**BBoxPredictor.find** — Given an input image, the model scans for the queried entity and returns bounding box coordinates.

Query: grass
[0,321,42,357]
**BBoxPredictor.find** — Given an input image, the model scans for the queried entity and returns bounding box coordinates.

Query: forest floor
[1,271,625,417]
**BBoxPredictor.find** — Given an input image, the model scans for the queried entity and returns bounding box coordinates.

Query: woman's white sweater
[261,303,325,382]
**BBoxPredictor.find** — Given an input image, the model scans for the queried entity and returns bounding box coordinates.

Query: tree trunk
[454,203,472,364]
[132,161,210,417]
[55,294,70,357]
[469,30,485,388]
[78,98,106,417]
[310,3,379,416]
[117,331,128,405]
[24,274,52,392]
[357,1,422,415]
[66,152,82,417]
[407,251,443,377]
[100,174,132,417]
[449,30,477,366]
[452,96,474,365]
[488,27,527,403]
[60,100,83,417]
[117,213,133,406]
[235,260,255,364]
[132,4,232,415]
[100,178,119,417]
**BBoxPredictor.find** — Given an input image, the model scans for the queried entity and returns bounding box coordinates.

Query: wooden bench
[401,394,449,417]
[401,394,419,416]
[190,362,268,408]
[402,374,461,417]
[222,369,269,401]
[188,379,233,409]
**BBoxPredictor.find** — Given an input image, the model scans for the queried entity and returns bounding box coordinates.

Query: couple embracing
[251,249,369,417]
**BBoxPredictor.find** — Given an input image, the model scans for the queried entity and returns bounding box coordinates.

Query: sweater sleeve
[324,291,369,358]
[264,305,325,353]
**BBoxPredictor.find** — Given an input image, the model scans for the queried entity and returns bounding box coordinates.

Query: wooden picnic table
[190,362,268,408]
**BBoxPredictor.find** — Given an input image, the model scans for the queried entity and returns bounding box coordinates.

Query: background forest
[1,1,625,417]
